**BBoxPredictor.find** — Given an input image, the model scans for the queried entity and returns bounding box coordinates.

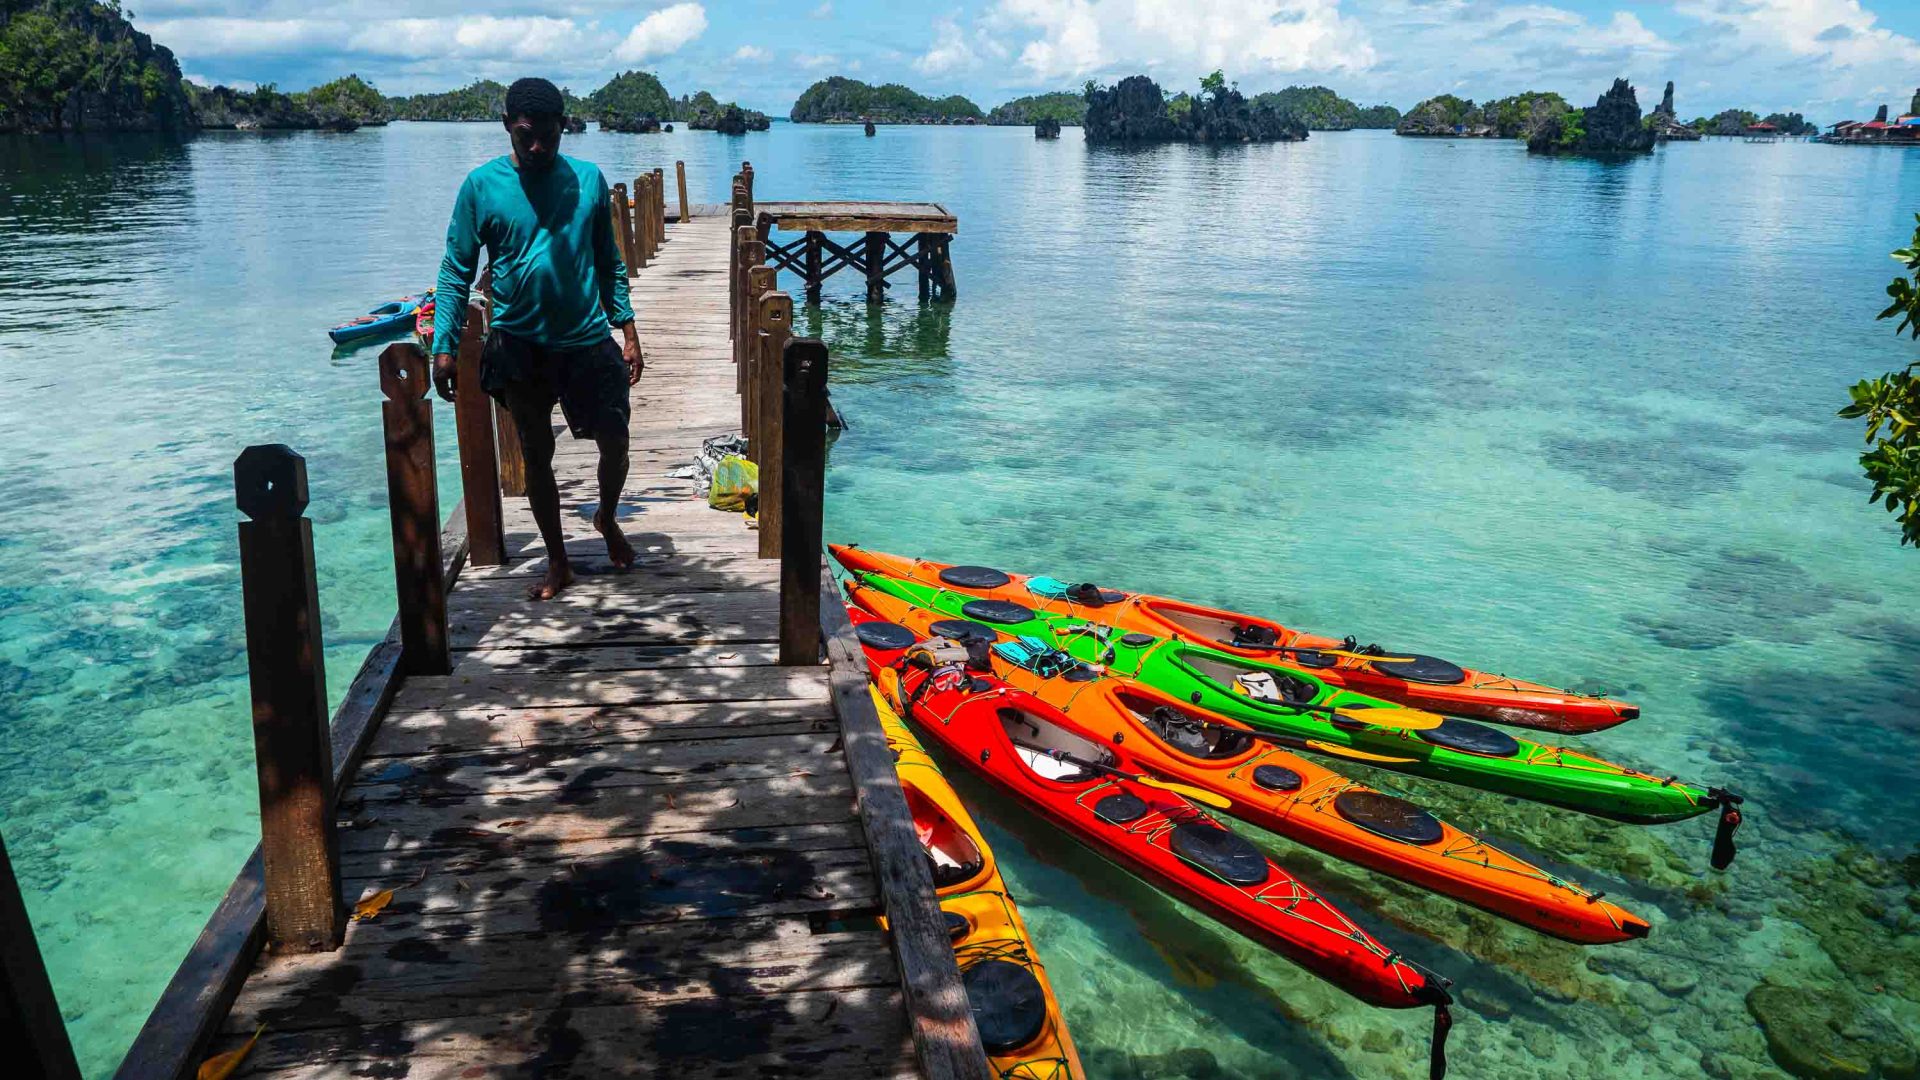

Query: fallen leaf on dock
[198,1024,264,1080]
[718,652,739,660]
[352,889,395,921]
[496,820,528,829]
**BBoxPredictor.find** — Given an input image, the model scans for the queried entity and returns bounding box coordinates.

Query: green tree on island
[1840,217,1920,546]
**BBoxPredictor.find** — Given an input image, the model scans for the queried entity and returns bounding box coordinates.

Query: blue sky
[140,1,1920,122]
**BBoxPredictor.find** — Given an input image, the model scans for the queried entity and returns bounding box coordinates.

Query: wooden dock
[755,201,958,302]
[67,166,991,1080]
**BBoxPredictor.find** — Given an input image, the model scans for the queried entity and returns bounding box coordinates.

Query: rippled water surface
[3,124,1917,1077]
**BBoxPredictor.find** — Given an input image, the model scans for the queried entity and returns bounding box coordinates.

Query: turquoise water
[3,124,1917,1077]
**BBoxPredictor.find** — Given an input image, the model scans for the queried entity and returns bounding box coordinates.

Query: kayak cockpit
[903,783,987,889]
[1183,653,1321,706]
[1114,688,1252,760]
[1141,599,1289,651]
[1000,706,1111,783]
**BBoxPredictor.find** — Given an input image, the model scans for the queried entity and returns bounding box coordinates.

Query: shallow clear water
[3,123,1917,1077]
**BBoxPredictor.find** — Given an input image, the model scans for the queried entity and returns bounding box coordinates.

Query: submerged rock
[1649,80,1702,142]
[1746,982,1918,1079]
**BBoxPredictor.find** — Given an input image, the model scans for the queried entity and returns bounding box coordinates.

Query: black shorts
[480,329,630,441]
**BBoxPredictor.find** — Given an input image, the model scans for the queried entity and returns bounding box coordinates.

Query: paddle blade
[1302,739,1421,764]
[1139,776,1232,810]
[1332,705,1444,731]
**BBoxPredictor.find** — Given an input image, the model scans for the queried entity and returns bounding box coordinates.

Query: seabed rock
[1746,983,1919,1080]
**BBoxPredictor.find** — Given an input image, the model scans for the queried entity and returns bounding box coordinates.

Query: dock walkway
[201,215,919,1077]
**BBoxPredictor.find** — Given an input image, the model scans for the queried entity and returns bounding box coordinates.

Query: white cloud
[354,17,593,61]
[992,0,1375,82]
[141,17,336,57]
[612,2,707,63]
[793,51,840,70]
[915,15,979,76]
[731,44,770,62]
[810,3,834,19]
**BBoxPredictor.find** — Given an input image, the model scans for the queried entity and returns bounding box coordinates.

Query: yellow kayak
[873,685,1085,1079]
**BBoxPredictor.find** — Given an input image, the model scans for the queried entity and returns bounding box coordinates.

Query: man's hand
[432,352,457,402]
[620,324,644,386]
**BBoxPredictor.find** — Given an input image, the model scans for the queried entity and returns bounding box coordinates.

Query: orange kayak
[873,686,1085,1079]
[831,546,1638,735]
[847,579,1650,946]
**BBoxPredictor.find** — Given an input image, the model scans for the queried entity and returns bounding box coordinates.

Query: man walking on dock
[431,76,643,601]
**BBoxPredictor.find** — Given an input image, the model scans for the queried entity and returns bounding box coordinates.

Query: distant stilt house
[1743,121,1779,143]
[1821,95,1920,145]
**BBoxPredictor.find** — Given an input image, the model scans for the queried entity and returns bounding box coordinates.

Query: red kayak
[832,545,1637,735]
[850,611,1455,1075]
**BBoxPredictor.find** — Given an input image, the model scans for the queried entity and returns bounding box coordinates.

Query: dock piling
[653,168,667,246]
[864,231,888,301]
[378,344,450,677]
[756,290,793,561]
[611,183,634,270]
[779,338,829,663]
[234,445,345,954]
[745,265,776,449]
[454,299,506,566]
[675,159,689,221]
[1,833,82,1080]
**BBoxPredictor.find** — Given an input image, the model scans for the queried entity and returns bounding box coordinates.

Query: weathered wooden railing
[727,164,993,1080]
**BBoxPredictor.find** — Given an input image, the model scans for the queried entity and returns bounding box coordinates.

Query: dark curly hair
[504,77,564,120]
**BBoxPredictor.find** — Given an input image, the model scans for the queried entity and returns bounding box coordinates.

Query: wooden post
[455,300,506,566]
[644,174,659,261]
[755,292,793,547]
[733,223,756,360]
[741,161,754,202]
[633,175,650,264]
[779,338,829,663]
[494,401,526,497]
[728,189,748,340]
[378,344,450,676]
[938,234,958,299]
[653,168,667,245]
[0,834,81,1080]
[745,266,776,450]
[865,231,887,302]
[611,184,634,270]
[916,234,932,301]
[675,160,689,222]
[804,231,823,303]
[233,444,345,954]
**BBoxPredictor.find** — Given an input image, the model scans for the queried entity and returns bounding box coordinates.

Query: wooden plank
[389,663,826,712]
[210,987,915,1078]
[363,696,831,756]
[336,774,858,856]
[820,566,993,1080]
[222,917,897,1034]
[347,730,846,803]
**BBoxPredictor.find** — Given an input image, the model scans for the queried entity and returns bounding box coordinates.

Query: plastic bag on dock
[708,455,758,512]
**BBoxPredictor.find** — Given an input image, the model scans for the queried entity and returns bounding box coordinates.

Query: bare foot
[595,506,636,569]
[527,560,574,601]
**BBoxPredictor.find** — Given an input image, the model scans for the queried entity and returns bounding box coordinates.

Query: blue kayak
[328,294,423,344]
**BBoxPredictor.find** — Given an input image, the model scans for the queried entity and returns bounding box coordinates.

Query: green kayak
[849,569,1741,829]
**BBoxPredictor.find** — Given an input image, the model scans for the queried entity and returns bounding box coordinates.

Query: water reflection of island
[799,297,953,384]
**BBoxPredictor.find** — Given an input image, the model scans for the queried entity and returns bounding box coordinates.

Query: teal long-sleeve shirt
[431,154,632,356]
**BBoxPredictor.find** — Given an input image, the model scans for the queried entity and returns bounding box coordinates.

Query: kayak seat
[941,565,1013,589]
[962,959,1049,1053]
[962,599,1037,625]
[1232,624,1279,647]
[1014,744,1095,782]
[926,850,984,888]
[1169,824,1270,886]
[1288,650,1340,670]
[1094,792,1149,824]
[1417,718,1521,757]
[1333,791,1446,845]
[1369,653,1469,685]
[1143,705,1249,759]
[1251,764,1303,792]
[854,621,918,651]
